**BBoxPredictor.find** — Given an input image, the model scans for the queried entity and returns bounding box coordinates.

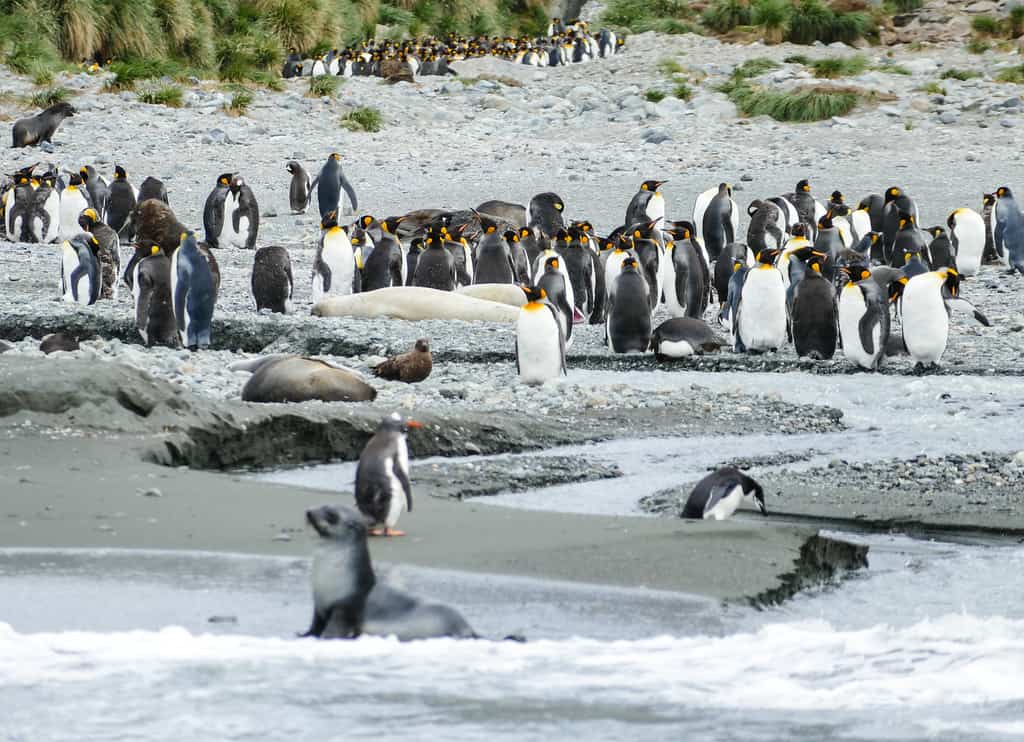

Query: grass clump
[721,77,860,121]
[701,0,752,33]
[811,55,868,78]
[734,57,781,79]
[138,83,184,107]
[916,81,946,95]
[105,57,183,90]
[875,62,911,75]
[940,68,980,81]
[752,0,791,43]
[223,87,253,115]
[658,57,685,76]
[673,81,694,100]
[996,64,1024,84]
[971,15,1001,36]
[966,38,991,54]
[307,74,338,98]
[1011,6,1024,38]
[645,89,666,103]
[341,106,383,132]
[787,0,871,45]
[784,53,811,65]
[886,0,922,12]
[29,86,69,108]
[602,0,696,34]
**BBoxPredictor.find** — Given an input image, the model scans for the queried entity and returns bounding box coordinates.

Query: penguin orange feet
[369,527,406,537]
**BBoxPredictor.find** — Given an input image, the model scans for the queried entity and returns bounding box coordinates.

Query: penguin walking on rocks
[606,256,652,353]
[624,179,666,228]
[133,247,178,347]
[78,208,119,300]
[225,175,259,249]
[105,165,136,240]
[837,264,890,371]
[312,210,359,302]
[62,177,92,235]
[733,249,787,354]
[667,222,711,319]
[790,251,837,360]
[287,161,312,213]
[355,412,421,537]
[947,207,985,277]
[251,245,293,313]
[682,467,767,520]
[170,232,216,350]
[901,268,990,368]
[994,186,1024,274]
[60,233,100,305]
[694,183,738,263]
[516,285,566,384]
[202,173,232,248]
[316,153,358,218]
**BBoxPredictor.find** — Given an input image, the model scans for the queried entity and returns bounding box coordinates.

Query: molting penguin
[947,207,985,277]
[372,338,432,383]
[303,505,375,639]
[105,165,136,240]
[528,191,566,241]
[837,264,890,370]
[650,317,724,360]
[790,251,837,360]
[515,285,566,384]
[286,160,312,213]
[316,152,359,218]
[606,256,652,353]
[355,412,421,537]
[78,207,119,300]
[926,226,955,270]
[694,182,737,263]
[682,467,767,520]
[225,175,259,249]
[733,248,787,353]
[58,173,91,239]
[132,246,178,347]
[60,233,100,305]
[746,199,785,254]
[202,173,232,248]
[312,210,360,302]
[134,199,188,255]
[251,245,293,313]
[901,268,990,368]
[170,231,216,350]
[624,179,667,228]
[994,186,1024,274]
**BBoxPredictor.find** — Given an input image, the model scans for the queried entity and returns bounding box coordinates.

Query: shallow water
[3,537,1024,741]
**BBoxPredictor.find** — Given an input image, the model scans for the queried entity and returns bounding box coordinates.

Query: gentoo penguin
[837,265,890,370]
[137,175,168,205]
[133,246,178,347]
[733,248,787,353]
[372,338,432,383]
[882,186,917,255]
[355,412,420,537]
[994,186,1024,274]
[251,245,293,313]
[606,256,652,353]
[58,173,91,239]
[694,182,737,263]
[926,226,955,270]
[170,231,216,350]
[515,285,566,384]
[746,199,785,255]
[78,208,119,300]
[901,268,990,368]
[538,255,574,346]
[650,317,724,360]
[790,251,837,360]
[316,152,358,218]
[30,173,60,243]
[624,179,666,228]
[225,175,259,249]
[312,210,359,302]
[947,207,985,277]
[473,223,516,284]
[528,191,566,240]
[60,233,100,305]
[105,165,136,239]
[412,226,457,291]
[682,467,767,520]
[287,161,312,213]
[889,211,928,269]
[667,222,711,318]
[303,505,375,638]
[202,173,232,248]
[79,166,107,216]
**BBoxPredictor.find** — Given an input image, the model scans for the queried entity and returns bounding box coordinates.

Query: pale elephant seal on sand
[233,355,376,403]
[312,286,520,322]
[455,283,528,307]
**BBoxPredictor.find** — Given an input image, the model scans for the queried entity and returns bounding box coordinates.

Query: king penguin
[170,231,216,350]
[994,186,1024,274]
[58,173,92,239]
[412,226,457,291]
[694,183,737,263]
[316,153,359,219]
[287,161,312,213]
[624,179,666,228]
[946,207,985,277]
[606,256,652,353]
[901,267,990,368]
[225,175,259,249]
[202,173,232,249]
[837,264,890,371]
[30,172,60,244]
[733,248,787,353]
[538,254,574,346]
[516,284,567,384]
[105,165,136,240]
[312,210,360,302]
[60,233,100,305]
[78,207,119,300]
[355,412,420,537]
[133,246,178,347]
[790,251,837,360]
[79,166,108,217]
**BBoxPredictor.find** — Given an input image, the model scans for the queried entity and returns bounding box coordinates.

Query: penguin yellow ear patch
[486,225,495,234]
[151,246,159,255]
[633,230,641,238]
[683,229,690,239]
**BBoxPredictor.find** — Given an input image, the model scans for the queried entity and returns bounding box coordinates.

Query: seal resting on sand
[232,355,377,403]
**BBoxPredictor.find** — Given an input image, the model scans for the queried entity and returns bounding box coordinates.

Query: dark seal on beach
[12,102,76,148]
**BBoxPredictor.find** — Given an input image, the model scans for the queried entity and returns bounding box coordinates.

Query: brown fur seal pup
[234,355,377,403]
[39,333,80,354]
[12,102,76,148]
[372,338,432,383]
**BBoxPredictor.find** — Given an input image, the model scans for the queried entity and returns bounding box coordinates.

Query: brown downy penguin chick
[39,333,80,354]
[372,338,432,382]
[134,199,188,255]
[355,412,422,537]
[78,207,120,299]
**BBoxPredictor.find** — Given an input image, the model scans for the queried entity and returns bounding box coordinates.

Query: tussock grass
[787,0,871,45]
[701,0,751,33]
[1011,6,1024,38]
[940,68,981,81]
[995,64,1024,84]
[811,55,868,78]
[673,81,693,100]
[875,62,911,75]
[602,0,697,34]
[105,57,183,90]
[751,0,790,42]
[223,86,253,115]
[733,57,780,79]
[721,78,860,121]
[644,89,666,103]
[137,83,183,106]
[783,53,811,65]
[28,86,69,108]
[658,58,685,76]
[966,38,991,54]
[885,0,921,12]
[307,74,339,98]
[971,15,1001,36]
[341,105,382,132]
[916,81,945,95]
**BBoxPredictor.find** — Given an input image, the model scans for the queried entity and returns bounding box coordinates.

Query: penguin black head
[68,172,84,187]
[940,267,960,298]
[78,208,99,231]
[359,214,375,229]
[556,228,570,244]
[503,229,519,244]
[78,166,89,182]
[884,186,902,203]
[830,190,844,203]
[639,179,666,192]
[330,153,342,163]
[897,210,915,229]
[982,193,996,207]
[306,504,367,541]
[620,256,640,272]
[410,237,424,251]
[790,223,809,239]
[321,210,339,230]
[996,186,1013,199]
[522,285,547,303]
[570,219,593,233]
[806,250,828,273]
[718,182,731,196]
[381,216,404,233]
[796,179,811,193]
[545,256,561,272]
[755,248,780,265]
[817,213,834,230]
[928,226,946,239]
[114,165,127,180]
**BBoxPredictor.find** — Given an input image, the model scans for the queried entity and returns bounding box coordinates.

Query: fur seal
[372,338,432,383]
[312,286,520,322]
[12,102,76,148]
[236,355,377,403]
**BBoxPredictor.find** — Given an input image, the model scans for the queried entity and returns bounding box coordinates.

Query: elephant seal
[455,283,528,307]
[313,286,520,322]
[304,505,478,640]
[234,355,377,403]
[12,102,76,148]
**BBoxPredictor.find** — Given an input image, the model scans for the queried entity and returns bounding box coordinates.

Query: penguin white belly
[321,231,356,299]
[692,187,716,245]
[170,248,190,344]
[662,247,684,317]
[834,216,853,248]
[813,199,827,225]
[132,261,146,343]
[706,485,745,520]
[738,268,787,351]
[951,209,985,277]
[312,59,326,77]
[461,242,474,286]
[851,210,872,243]
[902,277,948,364]
[59,189,88,239]
[516,307,562,384]
[532,250,574,310]
[658,339,695,358]
[384,457,407,529]
[603,251,629,303]
[60,247,79,302]
[233,215,250,248]
[838,285,879,369]
[645,193,665,226]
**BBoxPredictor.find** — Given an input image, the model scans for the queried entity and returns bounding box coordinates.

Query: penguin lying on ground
[650,317,724,360]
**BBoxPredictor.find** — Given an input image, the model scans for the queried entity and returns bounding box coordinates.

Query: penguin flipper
[393,459,413,513]
[70,264,87,302]
[340,174,358,213]
[994,220,1004,254]
[702,483,734,517]
[945,297,991,326]
[858,302,880,356]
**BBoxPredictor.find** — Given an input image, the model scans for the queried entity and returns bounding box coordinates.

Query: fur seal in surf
[234,355,377,403]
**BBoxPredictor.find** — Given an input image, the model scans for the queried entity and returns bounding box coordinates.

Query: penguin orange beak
[406,420,423,429]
